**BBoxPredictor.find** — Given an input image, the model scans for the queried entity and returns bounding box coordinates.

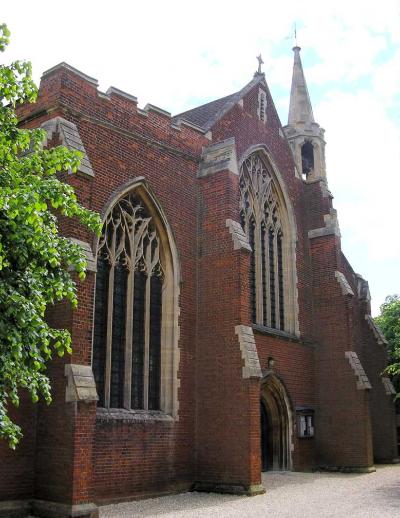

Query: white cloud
[372,49,400,107]
[317,89,400,313]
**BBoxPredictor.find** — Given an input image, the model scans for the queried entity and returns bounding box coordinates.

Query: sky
[2,0,400,315]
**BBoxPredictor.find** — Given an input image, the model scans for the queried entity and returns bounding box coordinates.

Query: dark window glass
[277,232,285,330]
[301,141,314,177]
[131,270,146,409]
[269,229,276,328]
[149,276,162,410]
[110,264,127,408]
[93,193,166,411]
[261,225,267,325]
[249,219,256,323]
[92,255,109,407]
[239,154,291,333]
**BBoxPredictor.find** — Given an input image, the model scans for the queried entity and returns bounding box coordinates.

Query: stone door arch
[260,373,293,471]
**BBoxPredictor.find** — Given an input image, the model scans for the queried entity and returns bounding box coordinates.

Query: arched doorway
[260,373,292,471]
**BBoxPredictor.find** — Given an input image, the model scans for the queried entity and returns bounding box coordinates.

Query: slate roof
[174,73,266,132]
[175,93,237,130]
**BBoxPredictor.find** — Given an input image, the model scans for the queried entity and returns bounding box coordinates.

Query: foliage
[0,24,101,448]
[375,294,400,395]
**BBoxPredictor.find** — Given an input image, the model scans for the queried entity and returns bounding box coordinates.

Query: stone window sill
[252,324,316,348]
[96,407,174,423]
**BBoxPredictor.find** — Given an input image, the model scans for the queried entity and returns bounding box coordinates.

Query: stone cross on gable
[256,54,264,74]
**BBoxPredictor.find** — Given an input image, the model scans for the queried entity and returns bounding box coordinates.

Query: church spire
[283,46,327,182]
[288,46,314,126]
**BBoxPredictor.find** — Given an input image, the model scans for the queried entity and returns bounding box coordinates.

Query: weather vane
[294,22,298,47]
[256,54,264,74]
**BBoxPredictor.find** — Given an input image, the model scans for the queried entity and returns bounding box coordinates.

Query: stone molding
[198,137,238,177]
[365,314,388,346]
[0,499,99,518]
[319,179,333,198]
[334,271,354,296]
[106,86,138,103]
[65,364,98,403]
[143,103,171,118]
[96,407,174,423]
[225,219,251,252]
[355,274,371,302]
[235,325,262,379]
[0,500,30,518]
[308,209,340,239]
[68,238,97,272]
[345,351,372,390]
[193,481,265,496]
[32,499,98,518]
[382,377,396,396]
[318,465,376,474]
[41,62,99,86]
[253,323,315,347]
[41,116,94,178]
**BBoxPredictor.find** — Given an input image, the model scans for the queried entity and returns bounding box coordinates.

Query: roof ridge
[173,74,266,131]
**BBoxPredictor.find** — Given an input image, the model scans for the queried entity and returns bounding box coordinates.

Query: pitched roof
[174,73,266,132]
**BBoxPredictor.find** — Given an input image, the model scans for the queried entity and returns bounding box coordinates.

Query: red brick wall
[310,235,373,467]
[10,64,208,505]
[43,67,207,503]
[0,394,37,501]
[195,167,261,490]
[211,83,314,340]
[33,301,75,504]
[340,254,397,463]
[209,82,318,471]
[1,64,396,508]
[255,332,316,470]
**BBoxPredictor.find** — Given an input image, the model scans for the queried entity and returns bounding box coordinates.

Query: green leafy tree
[0,24,101,448]
[375,294,400,396]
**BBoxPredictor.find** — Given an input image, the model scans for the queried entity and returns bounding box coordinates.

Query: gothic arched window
[92,186,180,415]
[240,152,298,333]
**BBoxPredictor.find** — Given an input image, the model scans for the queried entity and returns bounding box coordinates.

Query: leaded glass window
[93,192,164,410]
[240,153,287,330]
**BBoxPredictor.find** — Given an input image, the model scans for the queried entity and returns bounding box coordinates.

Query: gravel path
[100,465,400,517]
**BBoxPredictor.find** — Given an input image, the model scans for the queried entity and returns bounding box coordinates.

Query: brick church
[1,47,398,517]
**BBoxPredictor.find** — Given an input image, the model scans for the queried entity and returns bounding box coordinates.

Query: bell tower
[284,46,326,181]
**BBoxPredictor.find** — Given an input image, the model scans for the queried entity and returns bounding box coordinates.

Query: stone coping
[96,407,174,423]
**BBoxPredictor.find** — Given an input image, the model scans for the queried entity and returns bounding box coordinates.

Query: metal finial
[292,22,301,52]
[256,54,264,74]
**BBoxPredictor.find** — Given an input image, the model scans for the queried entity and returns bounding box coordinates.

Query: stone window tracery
[240,153,292,331]
[93,191,170,412]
